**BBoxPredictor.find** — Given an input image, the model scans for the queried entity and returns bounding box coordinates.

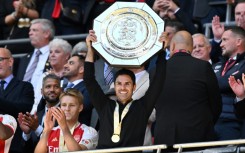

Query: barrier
[0,34,88,46]
[174,139,245,153]
[68,145,167,153]
[204,1,235,38]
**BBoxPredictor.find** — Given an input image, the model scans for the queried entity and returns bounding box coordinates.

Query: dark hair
[72,54,85,66]
[227,26,245,39]
[165,19,185,32]
[42,74,61,87]
[114,68,136,85]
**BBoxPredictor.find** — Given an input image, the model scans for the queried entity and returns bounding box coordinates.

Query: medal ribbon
[112,101,132,141]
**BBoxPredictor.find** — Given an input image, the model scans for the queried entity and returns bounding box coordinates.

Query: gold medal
[111,134,120,143]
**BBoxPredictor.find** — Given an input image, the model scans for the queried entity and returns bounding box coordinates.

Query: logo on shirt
[51,137,58,142]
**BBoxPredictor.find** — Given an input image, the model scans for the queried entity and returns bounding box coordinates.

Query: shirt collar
[3,74,14,85]
[71,79,83,86]
[35,45,49,55]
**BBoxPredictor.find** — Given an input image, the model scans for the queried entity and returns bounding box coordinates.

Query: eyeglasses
[0,57,10,62]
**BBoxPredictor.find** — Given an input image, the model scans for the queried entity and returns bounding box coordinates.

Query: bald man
[0,48,34,153]
[154,31,222,149]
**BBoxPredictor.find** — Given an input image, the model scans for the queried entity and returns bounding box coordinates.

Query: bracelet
[11,12,17,20]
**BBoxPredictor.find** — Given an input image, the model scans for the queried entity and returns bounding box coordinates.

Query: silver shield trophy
[93,2,164,67]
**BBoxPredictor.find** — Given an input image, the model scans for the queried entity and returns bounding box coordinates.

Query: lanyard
[111,101,132,143]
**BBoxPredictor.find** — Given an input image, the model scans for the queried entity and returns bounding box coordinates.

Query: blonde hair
[60,88,83,105]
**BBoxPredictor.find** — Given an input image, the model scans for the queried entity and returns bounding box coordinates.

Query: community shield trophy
[93,2,164,67]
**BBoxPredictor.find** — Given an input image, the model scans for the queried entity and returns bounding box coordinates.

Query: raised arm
[85,30,97,63]
[84,30,112,111]
[34,109,54,153]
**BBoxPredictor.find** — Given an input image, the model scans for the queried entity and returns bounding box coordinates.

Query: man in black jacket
[154,30,222,150]
[84,30,166,150]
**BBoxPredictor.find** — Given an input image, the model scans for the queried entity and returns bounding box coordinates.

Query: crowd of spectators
[1,0,245,153]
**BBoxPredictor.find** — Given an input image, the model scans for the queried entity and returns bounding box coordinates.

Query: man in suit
[0,47,34,153]
[210,0,245,63]
[213,27,245,140]
[191,33,212,64]
[18,74,62,153]
[16,18,54,91]
[63,54,93,126]
[154,31,222,151]
[94,58,118,93]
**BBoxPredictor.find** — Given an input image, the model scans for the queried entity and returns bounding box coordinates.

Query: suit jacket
[175,9,198,35]
[23,108,45,153]
[213,53,245,120]
[154,52,222,146]
[0,77,34,153]
[72,81,93,126]
[234,100,245,119]
[16,52,51,81]
[94,58,117,93]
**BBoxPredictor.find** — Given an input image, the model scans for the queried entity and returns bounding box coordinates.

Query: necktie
[104,65,113,85]
[0,80,6,96]
[64,82,74,91]
[221,58,236,76]
[23,50,41,82]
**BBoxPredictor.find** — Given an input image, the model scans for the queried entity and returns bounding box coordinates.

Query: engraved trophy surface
[93,2,164,67]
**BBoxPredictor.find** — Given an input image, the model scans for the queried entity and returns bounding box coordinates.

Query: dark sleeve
[82,88,93,111]
[0,82,34,118]
[83,62,111,112]
[210,39,222,64]
[218,64,245,94]
[142,50,166,115]
[23,137,36,153]
[206,62,222,123]
[0,0,10,26]
[175,9,198,35]
[234,100,245,119]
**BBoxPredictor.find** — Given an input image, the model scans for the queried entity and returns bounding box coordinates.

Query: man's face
[220,30,237,58]
[159,9,176,20]
[29,23,47,48]
[63,56,83,80]
[159,0,176,20]
[165,26,176,41]
[191,36,211,61]
[41,78,61,104]
[49,46,69,67]
[0,50,13,79]
[235,3,245,29]
[114,75,135,104]
[60,95,82,122]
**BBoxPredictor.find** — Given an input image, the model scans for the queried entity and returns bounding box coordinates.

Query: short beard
[44,96,59,104]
